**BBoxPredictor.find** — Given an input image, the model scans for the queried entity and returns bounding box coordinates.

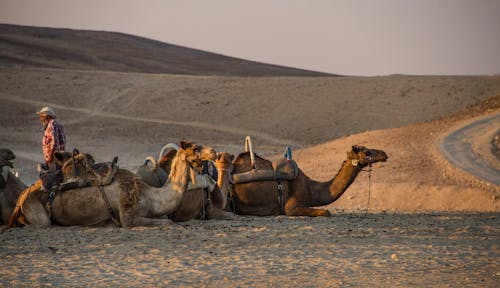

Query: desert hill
[0,24,330,76]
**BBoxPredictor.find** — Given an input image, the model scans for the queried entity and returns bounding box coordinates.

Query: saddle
[232,136,298,184]
[136,156,168,188]
[60,157,119,191]
[40,150,119,192]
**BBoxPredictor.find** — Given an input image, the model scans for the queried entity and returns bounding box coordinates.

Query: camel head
[215,152,234,173]
[0,148,15,170]
[348,145,388,168]
[0,148,15,162]
[177,141,217,172]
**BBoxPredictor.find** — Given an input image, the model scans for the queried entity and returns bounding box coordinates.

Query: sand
[1,213,499,287]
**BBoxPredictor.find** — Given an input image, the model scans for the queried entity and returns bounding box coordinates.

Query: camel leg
[285,206,331,217]
[22,196,51,226]
[207,207,238,220]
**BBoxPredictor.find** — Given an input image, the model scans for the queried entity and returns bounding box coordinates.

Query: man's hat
[36,106,57,118]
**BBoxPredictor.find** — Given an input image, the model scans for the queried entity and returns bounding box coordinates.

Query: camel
[9,141,217,227]
[150,144,235,221]
[214,152,234,211]
[0,149,27,225]
[226,144,388,217]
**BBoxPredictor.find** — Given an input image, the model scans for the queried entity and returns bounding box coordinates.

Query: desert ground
[1,25,499,287]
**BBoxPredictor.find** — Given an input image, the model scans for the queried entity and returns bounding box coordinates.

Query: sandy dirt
[1,66,499,286]
[1,213,499,287]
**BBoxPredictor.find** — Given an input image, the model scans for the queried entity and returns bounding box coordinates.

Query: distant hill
[0,24,332,76]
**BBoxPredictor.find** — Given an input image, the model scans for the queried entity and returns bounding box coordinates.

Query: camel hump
[272,158,298,180]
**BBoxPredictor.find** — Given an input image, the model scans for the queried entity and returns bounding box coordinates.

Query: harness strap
[276,179,285,214]
[199,186,211,220]
[227,183,238,213]
[98,186,120,226]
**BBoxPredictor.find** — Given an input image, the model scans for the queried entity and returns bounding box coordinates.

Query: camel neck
[216,168,232,209]
[168,153,190,192]
[321,159,363,204]
[308,159,362,206]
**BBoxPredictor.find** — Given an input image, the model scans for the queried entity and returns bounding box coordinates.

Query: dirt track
[440,112,500,186]
[1,213,499,287]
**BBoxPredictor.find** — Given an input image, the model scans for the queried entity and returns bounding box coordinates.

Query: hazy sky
[1,0,499,76]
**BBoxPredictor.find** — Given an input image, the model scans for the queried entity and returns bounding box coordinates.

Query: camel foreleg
[285,206,331,217]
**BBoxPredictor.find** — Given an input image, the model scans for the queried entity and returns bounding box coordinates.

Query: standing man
[37,106,66,170]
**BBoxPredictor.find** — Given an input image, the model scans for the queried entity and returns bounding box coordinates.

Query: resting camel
[0,149,27,225]
[214,152,234,211]
[152,144,235,221]
[9,141,217,227]
[220,145,387,217]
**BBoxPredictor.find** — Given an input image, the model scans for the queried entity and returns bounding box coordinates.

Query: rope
[364,165,372,216]
[99,185,120,226]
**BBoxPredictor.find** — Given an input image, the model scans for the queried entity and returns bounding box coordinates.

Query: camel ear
[180,141,191,150]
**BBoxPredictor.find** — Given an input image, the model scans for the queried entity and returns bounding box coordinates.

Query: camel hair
[217,145,387,217]
[6,141,217,228]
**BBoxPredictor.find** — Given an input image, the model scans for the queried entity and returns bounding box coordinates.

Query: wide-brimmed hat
[36,106,57,118]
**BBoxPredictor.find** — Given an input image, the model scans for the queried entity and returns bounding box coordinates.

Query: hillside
[0,25,498,212]
[0,24,331,76]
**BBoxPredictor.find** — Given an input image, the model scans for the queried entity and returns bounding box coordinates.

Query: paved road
[440,112,500,186]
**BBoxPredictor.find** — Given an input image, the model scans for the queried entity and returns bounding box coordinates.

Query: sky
[1,0,499,76]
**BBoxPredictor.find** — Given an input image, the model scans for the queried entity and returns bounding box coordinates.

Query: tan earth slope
[1,26,500,212]
[294,98,500,212]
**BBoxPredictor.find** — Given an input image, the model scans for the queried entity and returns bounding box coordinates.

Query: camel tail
[8,179,43,227]
[158,143,179,162]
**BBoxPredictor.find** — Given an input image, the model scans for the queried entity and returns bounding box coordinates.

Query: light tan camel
[0,149,27,225]
[228,145,388,217]
[214,152,234,211]
[155,145,235,221]
[10,141,217,227]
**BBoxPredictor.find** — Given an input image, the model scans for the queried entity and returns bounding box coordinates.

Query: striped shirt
[42,119,66,164]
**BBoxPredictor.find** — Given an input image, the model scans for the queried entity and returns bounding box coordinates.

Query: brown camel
[228,145,388,217]
[155,144,235,221]
[0,149,27,225]
[10,141,217,227]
